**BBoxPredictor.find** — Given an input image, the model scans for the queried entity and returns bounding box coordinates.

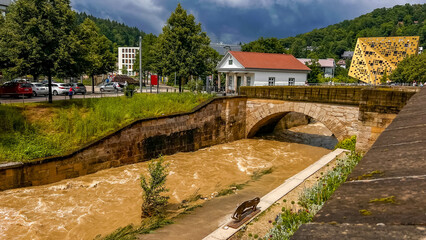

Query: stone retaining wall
[0,97,247,191]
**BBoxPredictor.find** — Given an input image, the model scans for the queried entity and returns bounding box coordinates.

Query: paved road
[0,85,182,104]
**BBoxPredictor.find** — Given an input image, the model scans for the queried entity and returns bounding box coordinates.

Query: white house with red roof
[216,51,311,93]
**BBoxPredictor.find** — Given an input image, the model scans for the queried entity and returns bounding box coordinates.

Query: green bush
[141,157,170,218]
[334,135,356,152]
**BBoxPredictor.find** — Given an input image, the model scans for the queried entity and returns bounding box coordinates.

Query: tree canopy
[79,19,116,93]
[0,0,82,102]
[75,12,145,49]
[151,4,218,92]
[390,53,426,83]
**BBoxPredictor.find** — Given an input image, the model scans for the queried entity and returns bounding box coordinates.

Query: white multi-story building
[0,0,12,16]
[118,47,139,76]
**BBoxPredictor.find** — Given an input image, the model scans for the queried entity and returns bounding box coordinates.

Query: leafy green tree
[290,38,307,58]
[151,4,213,92]
[121,68,128,75]
[305,59,322,83]
[242,37,287,53]
[0,0,82,103]
[79,19,116,93]
[75,12,145,49]
[390,53,426,83]
[141,157,170,218]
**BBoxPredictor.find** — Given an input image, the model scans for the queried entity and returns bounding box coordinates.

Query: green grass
[265,138,362,240]
[0,93,213,162]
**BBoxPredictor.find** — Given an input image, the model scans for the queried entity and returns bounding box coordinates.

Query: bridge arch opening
[247,111,340,149]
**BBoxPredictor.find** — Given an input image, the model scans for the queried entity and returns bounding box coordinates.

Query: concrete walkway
[293,87,426,239]
[203,149,348,240]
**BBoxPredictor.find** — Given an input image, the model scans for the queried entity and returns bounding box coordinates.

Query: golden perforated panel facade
[349,36,419,84]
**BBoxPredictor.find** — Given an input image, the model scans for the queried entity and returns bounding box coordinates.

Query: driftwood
[232,197,260,221]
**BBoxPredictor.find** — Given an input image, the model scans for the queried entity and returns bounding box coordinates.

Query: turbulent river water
[0,123,336,240]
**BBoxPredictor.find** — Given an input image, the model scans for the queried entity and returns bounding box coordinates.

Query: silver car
[51,83,71,95]
[100,82,124,92]
[30,83,48,97]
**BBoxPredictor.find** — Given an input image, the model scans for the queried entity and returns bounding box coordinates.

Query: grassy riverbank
[0,93,213,162]
[262,137,361,240]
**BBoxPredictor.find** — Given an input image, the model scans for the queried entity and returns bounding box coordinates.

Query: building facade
[349,36,420,84]
[0,0,11,16]
[217,51,310,93]
[118,47,139,76]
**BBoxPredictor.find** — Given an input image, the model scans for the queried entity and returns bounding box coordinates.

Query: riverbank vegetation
[262,137,362,240]
[0,93,212,163]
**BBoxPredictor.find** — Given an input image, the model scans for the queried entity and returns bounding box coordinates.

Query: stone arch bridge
[240,86,418,150]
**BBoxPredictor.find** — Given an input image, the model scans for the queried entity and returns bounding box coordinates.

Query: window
[247,77,251,86]
[229,59,233,65]
[268,77,275,86]
[288,78,295,86]
[122,54,124,58]
[122,59,125,63]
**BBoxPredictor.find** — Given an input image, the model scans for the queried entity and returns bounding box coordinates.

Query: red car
[0,82,33,97]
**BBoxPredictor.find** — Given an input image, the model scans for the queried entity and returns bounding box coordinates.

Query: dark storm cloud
[70,0,425,44]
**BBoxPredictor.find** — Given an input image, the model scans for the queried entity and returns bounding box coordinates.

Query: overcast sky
[70,0,424,44]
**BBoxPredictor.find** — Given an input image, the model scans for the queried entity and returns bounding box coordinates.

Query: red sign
[151,75,158,85]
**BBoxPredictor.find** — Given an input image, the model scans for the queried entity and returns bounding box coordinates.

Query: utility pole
[139,36,142,93]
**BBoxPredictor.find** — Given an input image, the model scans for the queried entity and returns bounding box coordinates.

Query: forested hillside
[76,12,145,48]
[242,4,426,59]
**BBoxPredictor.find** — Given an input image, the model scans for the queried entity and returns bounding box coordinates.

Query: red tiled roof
[229,51,311,71]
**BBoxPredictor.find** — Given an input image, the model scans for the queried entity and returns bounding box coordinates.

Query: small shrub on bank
[334,135,356,152]
[141,157,170,218]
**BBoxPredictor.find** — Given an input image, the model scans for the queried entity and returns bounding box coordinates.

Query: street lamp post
[139,36,142,93]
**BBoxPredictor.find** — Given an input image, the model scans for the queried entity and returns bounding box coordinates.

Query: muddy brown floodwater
[0,123,335,240]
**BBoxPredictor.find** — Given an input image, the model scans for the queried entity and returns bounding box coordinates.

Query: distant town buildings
[217,51,310,93]
[337,59,347,68]
[117,47,139,76]
[0,0,11,16]
[349,36,420,84]
[298,58,336,78]
[210,43,242,55]
[341,51,354,59]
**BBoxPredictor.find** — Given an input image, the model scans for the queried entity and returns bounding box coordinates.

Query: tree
[79,19,116,93]
[241,37,287,53]
[390,53,426,83]
[152,4,213,92]
[305,59,322,83]
[0,0,82,103]
[141,157,170,218]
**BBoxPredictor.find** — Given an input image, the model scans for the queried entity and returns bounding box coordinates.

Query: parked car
[0,82,33,97]
[51,83,71,95]
[30,83,48,97]
[41,79,57,85]
[69,83,87,95]
[100,82,124,92]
